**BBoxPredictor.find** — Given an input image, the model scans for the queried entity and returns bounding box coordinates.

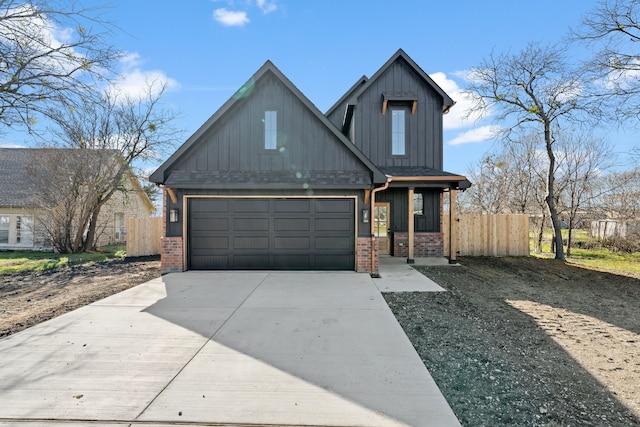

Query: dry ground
[0,256,160,337]
[1,256,638,426]
[385,257,640,426]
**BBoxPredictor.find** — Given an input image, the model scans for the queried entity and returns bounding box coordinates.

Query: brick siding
[393,232,444,258]
[161,236,184,274]
[356,237,379,273]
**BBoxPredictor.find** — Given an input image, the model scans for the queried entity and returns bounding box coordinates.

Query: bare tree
[465,43,597,260]
[599,169,640,219]
[575,0,640,120]
[30,83,179,252]
[556,133,615,256]
[0,0,119,130]
[25,148,121,252]
[462,153,510,214]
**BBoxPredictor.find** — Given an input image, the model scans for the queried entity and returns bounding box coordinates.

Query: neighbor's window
[264,110,277,150]
[414,193,424,215]
[15,215,33,245]
[19,216,34,246]
[391,109,405,155]
[0,216,8,244]
[114,212,125,242]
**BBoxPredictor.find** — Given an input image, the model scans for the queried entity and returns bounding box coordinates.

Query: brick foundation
[356,237,379,273]
[393,232,444,258]
[161,236,184,274]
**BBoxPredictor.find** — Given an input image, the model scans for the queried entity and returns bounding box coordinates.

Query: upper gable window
[391,108,406,155]
[264,110,277,150]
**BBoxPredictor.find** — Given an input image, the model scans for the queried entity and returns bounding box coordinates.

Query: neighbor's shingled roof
[0,148,154,210]
[0,148,42,208]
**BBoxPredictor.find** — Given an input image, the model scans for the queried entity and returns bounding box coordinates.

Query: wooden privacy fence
[444,214,530,257]
[126,217,162,257]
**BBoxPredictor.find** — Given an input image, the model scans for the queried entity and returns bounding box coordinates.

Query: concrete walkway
[375,255,455,292]
[0,271,460,427]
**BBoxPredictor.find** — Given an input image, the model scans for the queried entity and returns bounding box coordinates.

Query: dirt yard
[0,256,160,337]
[1,256,638,426]
[385,257,640,426]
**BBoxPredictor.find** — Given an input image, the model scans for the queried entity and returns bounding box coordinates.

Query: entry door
[374,202,391,255]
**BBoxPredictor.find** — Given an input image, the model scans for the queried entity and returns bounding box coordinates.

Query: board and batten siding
[352,59,444,169]
[174,72,365,176]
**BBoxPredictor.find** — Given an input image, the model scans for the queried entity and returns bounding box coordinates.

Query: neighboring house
[151,49,470,274]
[592,219,640,240]
[0,148,154,250]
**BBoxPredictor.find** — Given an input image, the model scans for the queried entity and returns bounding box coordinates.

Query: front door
[374,202,391,255]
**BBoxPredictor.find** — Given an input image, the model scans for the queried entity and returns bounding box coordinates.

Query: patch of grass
[531,229,640,276]
[0,245,126,275]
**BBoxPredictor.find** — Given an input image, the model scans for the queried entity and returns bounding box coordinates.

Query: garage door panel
[191,255,229,269]
[233,236,269,249]
[191,218,228,232]
[191,236,229,250]
[315,199,352,213]
[234,217,269,231]
[314,254,354,270]
[274,199,310,212]
[315,217,352,231]
[272,255,311,269]
[191,199,228,213]
[274,236,311,249]
[235,199,270,213]
[188,198,354,270]
[274,218,310,231]
[233,254,271,269]
[315,236,353,250]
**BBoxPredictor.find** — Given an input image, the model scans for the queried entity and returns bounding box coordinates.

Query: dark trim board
[185,196,357,270]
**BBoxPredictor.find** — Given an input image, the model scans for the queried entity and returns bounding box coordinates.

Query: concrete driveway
[0,270,460,427]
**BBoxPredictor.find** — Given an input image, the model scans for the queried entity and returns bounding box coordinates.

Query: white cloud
[213,8,250,26]
[448,125,501,146]
[257,0,277,14]
[0,4,87,75]
[107,53,178,101]
[431,71,489,130]
[0,141,25,148]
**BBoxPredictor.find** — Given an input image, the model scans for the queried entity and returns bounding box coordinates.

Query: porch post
[407,187,415,264]
[449,189,457,263]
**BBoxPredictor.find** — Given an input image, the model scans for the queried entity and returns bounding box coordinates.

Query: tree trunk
[536,214,546,253]
[544,125,565,260]
[566,212,577,258]
[84,206,102,251]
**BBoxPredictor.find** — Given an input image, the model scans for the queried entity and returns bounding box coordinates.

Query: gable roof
[0,148,154,211]
[325,75,368,119]
[348,49,454,111]
[150,61,387,185]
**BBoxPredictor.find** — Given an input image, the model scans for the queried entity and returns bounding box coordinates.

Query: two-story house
[150,49,470,274]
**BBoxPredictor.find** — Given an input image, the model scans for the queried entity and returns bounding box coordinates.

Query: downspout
[370,176,391,273]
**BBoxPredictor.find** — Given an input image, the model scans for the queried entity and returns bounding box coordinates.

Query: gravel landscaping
[385,256,639,427]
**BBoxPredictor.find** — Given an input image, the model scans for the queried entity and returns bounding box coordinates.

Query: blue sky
[5,0,627,174]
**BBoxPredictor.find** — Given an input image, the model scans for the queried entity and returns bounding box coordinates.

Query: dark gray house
[150,49,470,273]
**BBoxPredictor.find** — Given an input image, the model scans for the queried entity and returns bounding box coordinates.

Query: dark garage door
[188,198,355,270]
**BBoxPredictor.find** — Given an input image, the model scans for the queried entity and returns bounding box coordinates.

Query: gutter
[369,176,391,273]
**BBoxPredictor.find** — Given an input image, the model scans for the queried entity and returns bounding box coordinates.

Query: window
[16,215,34,245]
[413,193,424,216]
[0,215,33,246]
[391,109,405,155]
[114,212,125,242]
[264,110,277,150]
[0,216,8,244]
